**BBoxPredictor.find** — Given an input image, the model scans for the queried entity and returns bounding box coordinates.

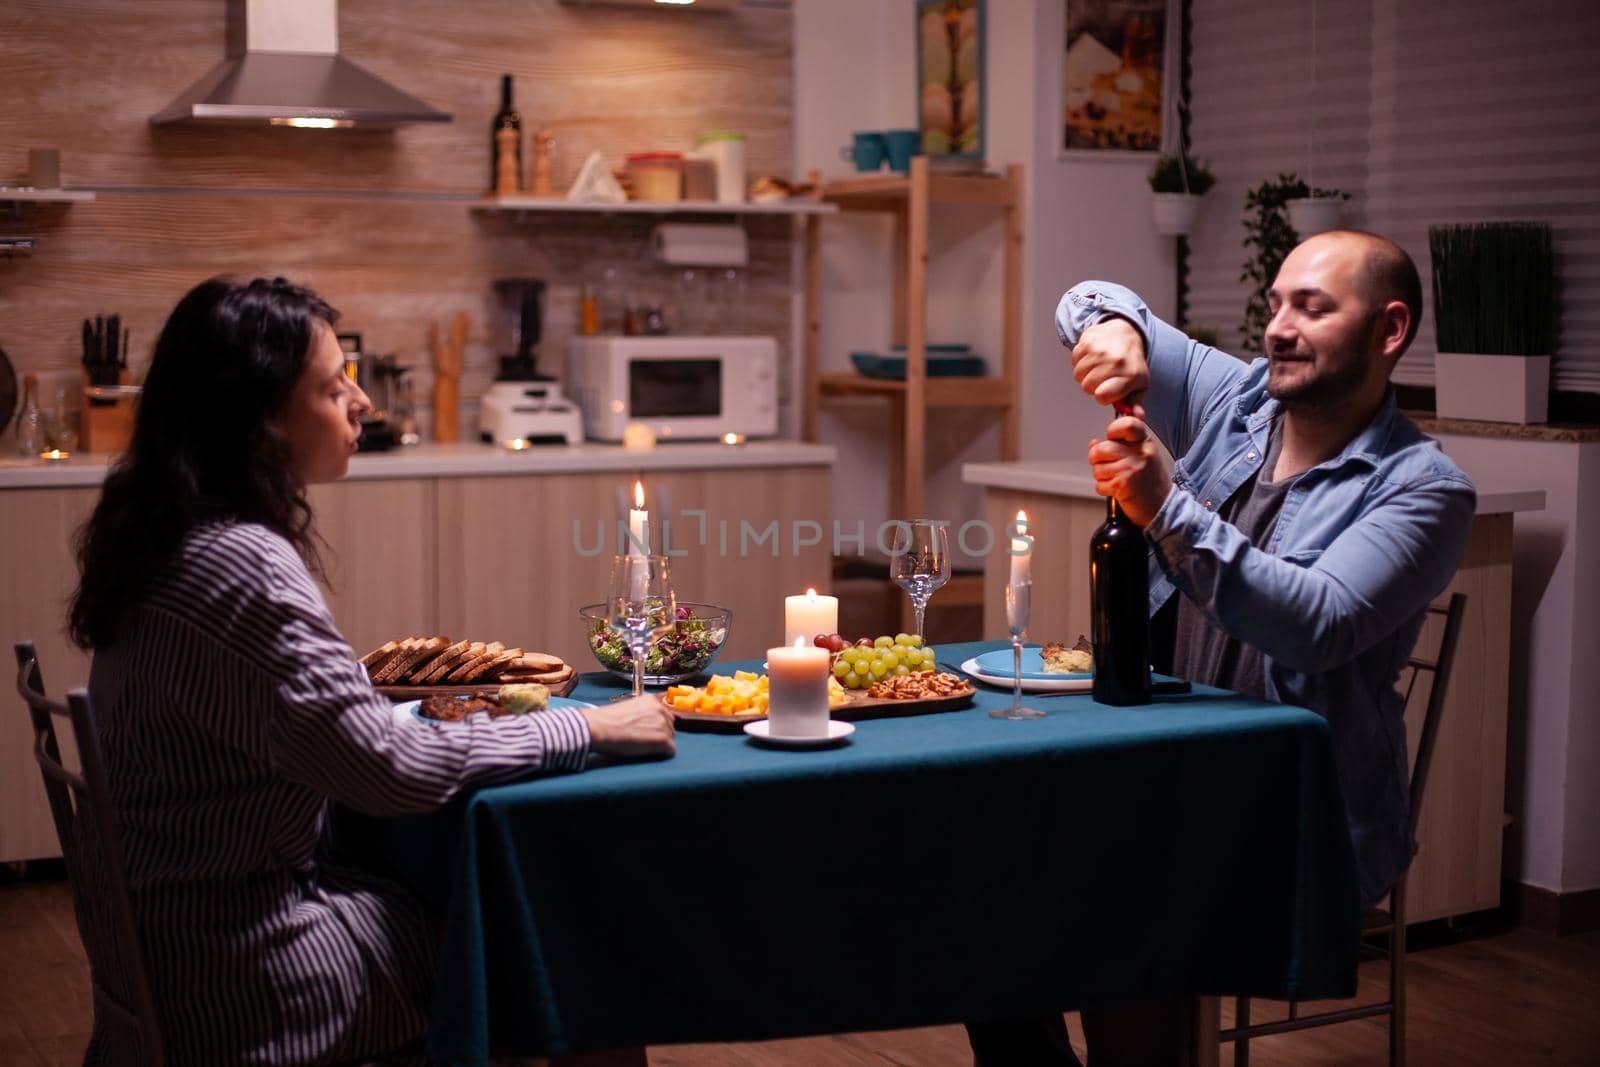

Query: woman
[69,277,675,1065]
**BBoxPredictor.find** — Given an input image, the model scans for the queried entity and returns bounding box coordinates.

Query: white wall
[793,0,1174,573]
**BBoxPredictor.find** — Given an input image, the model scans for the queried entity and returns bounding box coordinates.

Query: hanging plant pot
[1152,193,1203,237]
[1434,353,1551,424]
[1286,196,1341,237]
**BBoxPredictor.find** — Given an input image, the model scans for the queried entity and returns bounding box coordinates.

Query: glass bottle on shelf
[15,373,44,455]
[491,74,522,196]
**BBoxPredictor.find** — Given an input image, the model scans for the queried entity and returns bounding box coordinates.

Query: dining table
[345,639,1362,1067]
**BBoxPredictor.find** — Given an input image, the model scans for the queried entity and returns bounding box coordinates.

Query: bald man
[969,234,1466,1067]
[1060,231,1475,909]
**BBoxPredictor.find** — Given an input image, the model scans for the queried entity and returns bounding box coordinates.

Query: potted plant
[1430,221,1555,424]
[1148,153,1216,237]
[1238,173,1350,354]
[1285,188,1348,236]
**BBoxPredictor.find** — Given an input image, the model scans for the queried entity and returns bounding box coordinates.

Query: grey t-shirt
[1172,418,1293,700]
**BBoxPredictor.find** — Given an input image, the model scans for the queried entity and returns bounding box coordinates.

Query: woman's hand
[582,695,677,758]
[1088,412,1173,528]
[1071,317,1150,408]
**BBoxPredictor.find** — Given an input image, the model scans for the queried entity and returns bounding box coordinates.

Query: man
[1061,230,1474,912]
[967,231,1474,1067]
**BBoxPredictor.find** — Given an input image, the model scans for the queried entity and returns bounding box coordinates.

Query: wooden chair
[14,641,165,1065]
[1219,592,1468,1067]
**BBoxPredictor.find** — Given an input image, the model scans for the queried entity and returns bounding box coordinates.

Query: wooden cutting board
[380,674,578,701]
[669,683,977,734]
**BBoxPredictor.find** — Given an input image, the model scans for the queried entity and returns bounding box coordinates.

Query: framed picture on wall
[1062,0,1169,154]
[916,0,985,165]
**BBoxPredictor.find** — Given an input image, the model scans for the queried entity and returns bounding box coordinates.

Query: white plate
[394,695,595,723]
[959,656,1094,693]
[743,719,855,747]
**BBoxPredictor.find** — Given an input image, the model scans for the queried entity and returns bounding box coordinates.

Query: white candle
[766,638,831,738]
[1008,510,1032,587]
[628,480,649,557]
[627,481,649,603]
[784,587,838,647]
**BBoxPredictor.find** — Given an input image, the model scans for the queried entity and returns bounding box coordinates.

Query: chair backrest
[1403,593,1469,832]
[14,641,165,1066]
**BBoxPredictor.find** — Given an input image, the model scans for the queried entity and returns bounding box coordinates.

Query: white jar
[696,131,747,204]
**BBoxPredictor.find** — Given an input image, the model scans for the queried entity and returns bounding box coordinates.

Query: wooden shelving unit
[472,195,837,218]
[0,188,96,203]
[801,157,1022,618]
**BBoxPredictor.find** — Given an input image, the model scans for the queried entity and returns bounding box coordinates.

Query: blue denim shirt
[1057,281,1476,906]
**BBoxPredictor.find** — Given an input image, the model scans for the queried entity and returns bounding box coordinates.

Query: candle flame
[805,587,817,598]
[1016,509,1028,527]
[634,480,645,508]
[793,636,806,649]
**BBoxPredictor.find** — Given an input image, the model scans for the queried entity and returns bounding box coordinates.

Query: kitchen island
[963,458,1542,925]
[0,440,834,862]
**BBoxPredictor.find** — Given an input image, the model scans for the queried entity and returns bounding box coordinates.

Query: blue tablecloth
[349,640,1360,1066]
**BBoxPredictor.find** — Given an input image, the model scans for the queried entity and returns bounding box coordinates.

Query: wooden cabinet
[1,462,830,862]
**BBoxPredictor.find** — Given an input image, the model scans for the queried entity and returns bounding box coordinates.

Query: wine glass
[890,520,951,641]
[606,554,676,698]
[991,578,1045,720]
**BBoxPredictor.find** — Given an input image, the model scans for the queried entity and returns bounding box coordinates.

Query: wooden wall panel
[1,0,796,432]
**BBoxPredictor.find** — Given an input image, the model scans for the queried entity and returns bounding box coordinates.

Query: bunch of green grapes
[831,633,938,690]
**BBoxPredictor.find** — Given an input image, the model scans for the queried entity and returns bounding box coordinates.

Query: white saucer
[743,719,855,747]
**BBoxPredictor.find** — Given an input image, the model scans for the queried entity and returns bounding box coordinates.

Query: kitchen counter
[961,460,1545,516]
[0,439,837,490]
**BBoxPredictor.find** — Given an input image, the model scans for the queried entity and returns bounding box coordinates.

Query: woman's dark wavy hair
[69,276,339,649]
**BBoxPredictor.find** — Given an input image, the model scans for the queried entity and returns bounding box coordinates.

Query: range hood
[151,0,451,128]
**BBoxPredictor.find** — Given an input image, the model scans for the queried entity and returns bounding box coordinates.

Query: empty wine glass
[992,578,1045,720]
[890,520,951,641]
[606,554,676,698]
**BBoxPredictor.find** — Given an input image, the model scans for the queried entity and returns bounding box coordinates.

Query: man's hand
[1088,411,1172,527]
[582,695,676,758]
[1071,317,1150,408]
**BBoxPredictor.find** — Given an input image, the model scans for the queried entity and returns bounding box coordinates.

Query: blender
[478,279,584,445]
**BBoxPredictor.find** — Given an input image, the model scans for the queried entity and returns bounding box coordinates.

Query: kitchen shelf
[472,195,837,217]
[802,157,1022,511]
[0,188,95,203]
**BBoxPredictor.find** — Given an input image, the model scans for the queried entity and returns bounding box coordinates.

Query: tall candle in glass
[627,480,649,603]
[765,639,831,738]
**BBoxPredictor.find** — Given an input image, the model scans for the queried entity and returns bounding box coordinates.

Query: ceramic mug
[839,131,888,172]
[884,129,921,173]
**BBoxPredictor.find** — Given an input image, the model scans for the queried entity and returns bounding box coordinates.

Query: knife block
[81,371,136,455]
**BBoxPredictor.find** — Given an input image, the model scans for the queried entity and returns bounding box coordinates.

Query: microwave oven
[566,335,779,442]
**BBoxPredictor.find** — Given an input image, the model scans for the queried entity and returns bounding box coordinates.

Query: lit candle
[721,432,745,445]
[765,637,831,738]
[1008,509,1031,588]
[784,587,838,647]
[622,422,656,451]
[628,480,649,556]
[39,449,68,462]
[627,480,649,603]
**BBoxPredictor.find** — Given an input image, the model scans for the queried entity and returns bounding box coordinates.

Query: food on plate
[1041,636,1094,674]
[418,694,498,721]
[497,683,550,715]
[866,670,972,701]
[358,637,572,688]
[829,632,939,690]
[663,670,848,716]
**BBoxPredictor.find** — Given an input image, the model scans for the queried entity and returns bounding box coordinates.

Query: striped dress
[86,521,591,1064]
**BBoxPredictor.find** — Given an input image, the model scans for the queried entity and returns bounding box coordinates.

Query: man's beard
[1267,312,1380,411]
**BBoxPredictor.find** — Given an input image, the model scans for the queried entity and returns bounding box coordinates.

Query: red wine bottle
[1090,496,1152,705]
[491,74,522,194]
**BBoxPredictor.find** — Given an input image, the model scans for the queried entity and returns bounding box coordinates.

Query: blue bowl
[850,351,987,380]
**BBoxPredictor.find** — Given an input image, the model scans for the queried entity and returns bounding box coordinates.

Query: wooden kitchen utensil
[430,314,466,443]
